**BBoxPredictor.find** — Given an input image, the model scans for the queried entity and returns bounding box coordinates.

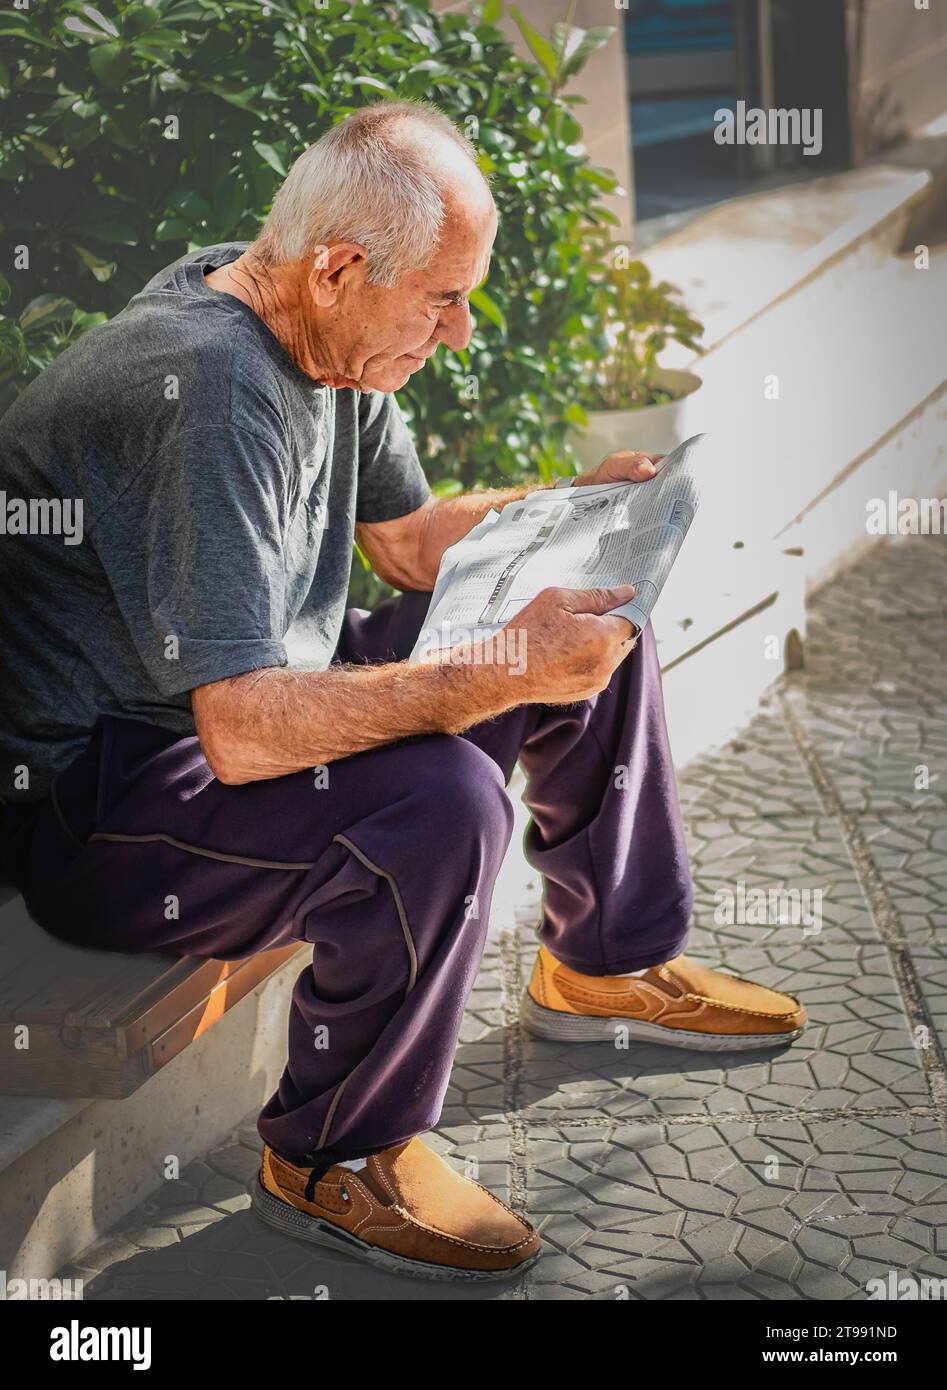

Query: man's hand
[491,585,638,705]
[578,450,665,487]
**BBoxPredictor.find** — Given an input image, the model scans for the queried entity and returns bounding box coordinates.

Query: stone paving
[57,535,947,1300]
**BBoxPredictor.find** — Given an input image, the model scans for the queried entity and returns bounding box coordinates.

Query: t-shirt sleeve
[355,390,431,523]
[90,424,290,698]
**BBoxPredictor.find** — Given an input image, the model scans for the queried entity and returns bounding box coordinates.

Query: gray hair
[252,101,485,287]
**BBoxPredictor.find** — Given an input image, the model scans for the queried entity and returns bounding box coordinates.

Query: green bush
[0,0,623,489]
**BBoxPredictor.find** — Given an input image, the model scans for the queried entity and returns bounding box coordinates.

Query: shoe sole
[520,993,805,1050]
[251,1179,540,1283]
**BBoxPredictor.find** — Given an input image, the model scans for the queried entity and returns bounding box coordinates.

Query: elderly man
[0,102,805,1282]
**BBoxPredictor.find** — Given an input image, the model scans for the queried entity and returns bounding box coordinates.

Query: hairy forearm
[192,654,516,785]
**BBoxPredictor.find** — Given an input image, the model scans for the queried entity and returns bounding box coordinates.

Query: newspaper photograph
[411,432,706,662]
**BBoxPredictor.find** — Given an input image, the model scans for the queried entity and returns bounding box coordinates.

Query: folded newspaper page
[410,432,705,663]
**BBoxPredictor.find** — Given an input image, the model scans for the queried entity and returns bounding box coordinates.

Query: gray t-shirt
[0,242,431,802]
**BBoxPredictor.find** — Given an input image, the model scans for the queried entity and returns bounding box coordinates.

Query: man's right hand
[491,585,638,705]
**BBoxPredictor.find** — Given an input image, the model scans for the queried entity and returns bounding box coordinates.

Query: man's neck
[203,253,358,389]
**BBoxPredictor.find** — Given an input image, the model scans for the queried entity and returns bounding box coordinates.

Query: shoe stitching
[681,991,802,1019]
[358,1218,411,1238]
[469,1180,535,1235]
[367,1206,536,1255]
[536,952,549,1007]
[556,980,801,1021]
[369,1151,399,1204]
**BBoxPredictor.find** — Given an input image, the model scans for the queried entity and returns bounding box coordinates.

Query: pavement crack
[513,1102,935,1130]
[499,928,531,1298]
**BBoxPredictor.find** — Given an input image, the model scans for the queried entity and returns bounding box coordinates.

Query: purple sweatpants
[17,591,692,1170]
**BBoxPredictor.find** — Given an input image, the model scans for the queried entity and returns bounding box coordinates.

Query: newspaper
[410,432,705,662]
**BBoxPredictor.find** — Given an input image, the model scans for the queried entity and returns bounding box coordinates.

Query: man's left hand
[578,450,665,487]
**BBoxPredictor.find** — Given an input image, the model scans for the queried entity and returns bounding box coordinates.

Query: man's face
[311,196,497,393]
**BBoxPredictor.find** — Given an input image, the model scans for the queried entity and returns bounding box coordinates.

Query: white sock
[613,967,651,977]
[337,1156,369,1171]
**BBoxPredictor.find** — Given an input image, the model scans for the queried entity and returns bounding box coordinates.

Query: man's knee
[407,735,514,853]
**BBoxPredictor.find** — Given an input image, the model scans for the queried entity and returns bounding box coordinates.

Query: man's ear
[308,241,367,307]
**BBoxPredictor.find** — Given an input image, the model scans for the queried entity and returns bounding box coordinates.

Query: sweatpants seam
[331,834,419,993]
[308,832,419,1153]
[87,830,317,871]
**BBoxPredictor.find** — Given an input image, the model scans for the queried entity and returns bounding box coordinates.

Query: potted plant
[568,232,705,466]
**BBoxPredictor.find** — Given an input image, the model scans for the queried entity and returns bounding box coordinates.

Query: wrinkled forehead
[423,192,497,289]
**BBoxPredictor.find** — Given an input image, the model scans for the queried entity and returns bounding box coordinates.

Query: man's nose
[436,302,472,353]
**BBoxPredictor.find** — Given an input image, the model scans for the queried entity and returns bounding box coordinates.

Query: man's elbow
[192,687,253,785]
[208,754,251,786]
[199,730,251,785]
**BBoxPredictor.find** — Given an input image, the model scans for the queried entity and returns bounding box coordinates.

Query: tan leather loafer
[522,945,806,1050]
[252,1136,540,1281]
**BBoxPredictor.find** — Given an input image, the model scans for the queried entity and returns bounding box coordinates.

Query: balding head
[253,100,494,286]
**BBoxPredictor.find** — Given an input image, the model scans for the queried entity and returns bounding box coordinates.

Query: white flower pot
[568,368,703,469]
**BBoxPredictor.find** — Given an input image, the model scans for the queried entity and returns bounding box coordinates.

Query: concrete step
[645,162,932,363]
[0,881,303,1281]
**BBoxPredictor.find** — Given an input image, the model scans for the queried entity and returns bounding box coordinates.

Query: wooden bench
[0,888,305,1099]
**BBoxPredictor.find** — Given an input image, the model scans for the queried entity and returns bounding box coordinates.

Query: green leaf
[469,287,506,334]
[20,134,63,167]
[20,296,77,332]
[552,23,615,80]
[80,6,120,38]
[509,7,558,80]
[253,142,288,178]
[208,85,265,113]
[90,41,133,86]
[481,0,503,23]
[71,244,116,281]
[349,75,394,95]
[154,217,191,241]
[72,309,108,331]
[123,4,159,36]
[62,105,103,150]
[168,188,213,221]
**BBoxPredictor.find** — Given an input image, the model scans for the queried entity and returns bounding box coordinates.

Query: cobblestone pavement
[59,536,947,1300]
